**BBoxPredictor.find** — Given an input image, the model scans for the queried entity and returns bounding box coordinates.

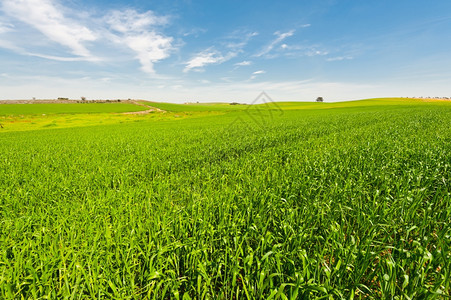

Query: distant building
[316,97,324,102]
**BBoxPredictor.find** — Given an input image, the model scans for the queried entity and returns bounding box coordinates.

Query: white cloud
[300,24,311,28]
[1,0,96,57]
[306,50,329,56]
[255,30,295,57]
[0,38,21,51]
[225,31,258,49]
[326,56,353,61]
[124,33,173,73]
[235,60,252,66]
[0,38,98,62]
[26,52,101,62]
[0,22,14,34]
[0,3,174,72]
[184,30,257,72]
[182,27,207,37]
[184,48,237,72]
[279,44,329,58]
[106,9,169,33]
[105,9,174,74]
[249,70,266,80]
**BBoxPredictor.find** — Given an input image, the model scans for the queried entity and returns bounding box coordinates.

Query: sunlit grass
[0,102,147,116]
[0,110,223,132]
[0,98,450,298]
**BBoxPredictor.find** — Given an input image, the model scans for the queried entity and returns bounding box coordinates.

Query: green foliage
[0,100,450,298]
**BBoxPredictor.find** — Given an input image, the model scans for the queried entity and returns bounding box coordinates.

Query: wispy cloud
[279,43,329,58]
[255,30,295,57]
[105,9,174,74]
[0,38,21,52]
[305,50,329,56]
[184,48,237,72]
[1,0,96,57]
[106,9,169,33]
[250,70,266,80]
[182,27,207,37]
[0,38,99,62]
[27,52,101,62]
[184,30,257,72]
[225,31,258,50]
[234,60,252,67]
[326,56,353,61]
[0,2,175,73]
[0,22,14,34]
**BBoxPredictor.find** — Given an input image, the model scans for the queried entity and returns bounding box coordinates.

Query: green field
[0,102,147,116]
[143,102,249,112]
[0,98,450,298]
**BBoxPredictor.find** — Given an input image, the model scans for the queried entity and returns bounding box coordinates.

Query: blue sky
[1,0,450,102]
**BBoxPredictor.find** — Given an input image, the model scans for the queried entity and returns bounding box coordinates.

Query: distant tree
[316,97,324,102]
[81,97,86,101]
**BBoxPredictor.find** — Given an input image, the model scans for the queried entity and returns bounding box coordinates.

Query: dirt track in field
[122,101,165,114]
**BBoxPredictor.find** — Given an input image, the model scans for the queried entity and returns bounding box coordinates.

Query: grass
[0,102,222,132]
[145,102,249,112]
[0,111,218,133]
[0,98,450,298]
[0,102,147,116]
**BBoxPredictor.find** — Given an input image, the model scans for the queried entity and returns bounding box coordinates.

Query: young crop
[0,99,450,298]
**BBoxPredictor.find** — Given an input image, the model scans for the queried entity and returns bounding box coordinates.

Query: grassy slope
[1,98,447,133]
[0,102,147,116]
[145,101,249,112]
[0,98,450,298]
[265,97,451,110]
[0,102,188,132]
